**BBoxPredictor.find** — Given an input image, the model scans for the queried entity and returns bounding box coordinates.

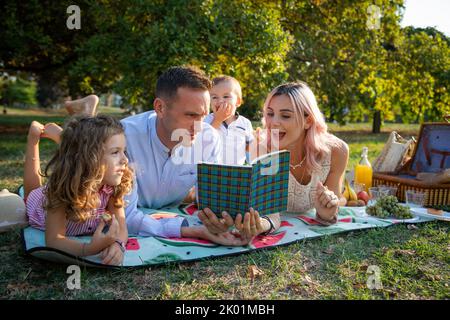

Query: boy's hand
[213,102,234,123]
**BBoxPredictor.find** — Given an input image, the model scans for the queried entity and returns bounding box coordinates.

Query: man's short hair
[156,66,212,101]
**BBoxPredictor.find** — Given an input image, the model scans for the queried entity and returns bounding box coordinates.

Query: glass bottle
[354,147,373,192]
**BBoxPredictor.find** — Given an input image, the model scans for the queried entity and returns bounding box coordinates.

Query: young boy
[204,76,254,165]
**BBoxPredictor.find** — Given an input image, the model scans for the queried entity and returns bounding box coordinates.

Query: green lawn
[0,108,448,300]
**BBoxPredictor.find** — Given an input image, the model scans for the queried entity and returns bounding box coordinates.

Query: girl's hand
[235,208,264,242]
[213,102,234,123]
[100,242,124,266]
[314,181,339,222]
[198,208,234,234]
[90,215,119,252]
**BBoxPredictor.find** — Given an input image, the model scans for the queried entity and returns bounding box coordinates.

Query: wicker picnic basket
[372,120,450,206]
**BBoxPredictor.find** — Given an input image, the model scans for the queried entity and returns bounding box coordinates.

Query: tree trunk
[329,107,335,123]
[372,110,381,133]
[106,93,114,107]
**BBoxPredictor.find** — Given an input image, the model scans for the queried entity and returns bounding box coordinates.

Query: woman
[199,81,349,242]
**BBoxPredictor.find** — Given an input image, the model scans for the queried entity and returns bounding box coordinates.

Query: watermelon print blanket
[21,204,434,268]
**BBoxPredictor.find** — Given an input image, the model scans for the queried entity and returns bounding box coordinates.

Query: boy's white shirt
[204,112,254,165]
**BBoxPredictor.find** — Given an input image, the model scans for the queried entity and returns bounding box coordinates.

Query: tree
[1,76,37,107]
[280,0,404,132]
[0,1,98,107]
[1,1,292,115]
[2,0,448,126]
[396,27,450,122]
[67,0,291,118]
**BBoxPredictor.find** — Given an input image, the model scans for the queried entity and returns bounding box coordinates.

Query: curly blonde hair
[43,115,133,222]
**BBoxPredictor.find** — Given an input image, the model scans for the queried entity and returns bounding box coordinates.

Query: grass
[0,108,448,300]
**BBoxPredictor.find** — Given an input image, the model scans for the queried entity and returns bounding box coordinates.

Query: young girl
[25,104,249,255]
[24,115,132,266]
[199,81,349,242]
[204,76,254,165]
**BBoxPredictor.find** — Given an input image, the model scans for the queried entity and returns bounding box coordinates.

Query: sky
[401,0,450,36]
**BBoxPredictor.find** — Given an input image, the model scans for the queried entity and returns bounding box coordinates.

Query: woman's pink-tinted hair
[263,81,335,172]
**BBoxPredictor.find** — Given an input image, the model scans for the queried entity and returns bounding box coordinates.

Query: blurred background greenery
[1,0,449,133]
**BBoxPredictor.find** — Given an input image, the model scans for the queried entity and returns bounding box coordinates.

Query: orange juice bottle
[354,147,373,192]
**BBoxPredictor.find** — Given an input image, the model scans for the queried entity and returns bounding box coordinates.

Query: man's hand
[201,228,250,246]
[198,208,234,234]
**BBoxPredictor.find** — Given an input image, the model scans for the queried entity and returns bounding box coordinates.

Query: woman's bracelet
[261,216,275,236]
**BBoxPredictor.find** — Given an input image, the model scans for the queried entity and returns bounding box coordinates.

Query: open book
[197,150,290,218]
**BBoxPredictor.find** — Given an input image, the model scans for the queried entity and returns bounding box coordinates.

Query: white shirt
[121,111,222,236]
[204,112,254,165]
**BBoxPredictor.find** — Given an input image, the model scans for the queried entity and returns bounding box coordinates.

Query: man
[121,66,223,238]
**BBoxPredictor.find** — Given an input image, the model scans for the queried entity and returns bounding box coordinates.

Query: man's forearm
[180,226,206,238]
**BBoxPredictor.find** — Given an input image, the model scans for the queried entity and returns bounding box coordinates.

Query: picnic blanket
[21,203,435,268]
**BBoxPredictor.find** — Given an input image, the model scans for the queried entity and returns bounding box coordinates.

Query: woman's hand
[198,208,234,234]
[235,208,264,242]
[314,181,339,222]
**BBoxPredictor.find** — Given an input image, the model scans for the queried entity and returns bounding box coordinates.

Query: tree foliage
[0,0,97,106]
[68,0,291,118]
[1,0,449,126]
[0,77,37,107]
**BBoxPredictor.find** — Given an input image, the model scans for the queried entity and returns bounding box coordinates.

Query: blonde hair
[263,81,336,173]
[43,115,133,222]
[212,75,243,102]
